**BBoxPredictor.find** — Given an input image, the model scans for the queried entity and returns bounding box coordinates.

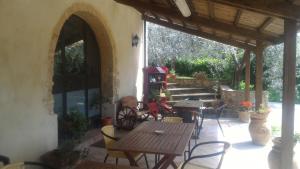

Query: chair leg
[104,154,109,163]
[199,115,204,129]
[217,119,224,136]
[116,158,118,165]
[144,154,149,169]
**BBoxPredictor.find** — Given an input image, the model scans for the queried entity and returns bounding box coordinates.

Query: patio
[74,100,300,169]
[79,114,281,169]
[1,0,300,169]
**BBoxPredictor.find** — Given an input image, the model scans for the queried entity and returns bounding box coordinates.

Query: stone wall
[0,0,143,161]
[221,86,269,109]
[175,78,216,88]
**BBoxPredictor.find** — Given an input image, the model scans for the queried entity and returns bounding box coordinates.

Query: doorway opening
[52,15,101,144]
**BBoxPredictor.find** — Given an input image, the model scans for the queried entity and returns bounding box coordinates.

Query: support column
[255,41,264,110]
[281,19,297,169]
[244,50,251,101]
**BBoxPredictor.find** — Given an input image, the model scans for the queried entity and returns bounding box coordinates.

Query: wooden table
[173,100,204,137]
[110,121,195,169]
[75,160,141,169]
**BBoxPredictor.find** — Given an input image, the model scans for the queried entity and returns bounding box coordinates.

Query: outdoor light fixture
[132,34,139,47]
[173,0,191,17]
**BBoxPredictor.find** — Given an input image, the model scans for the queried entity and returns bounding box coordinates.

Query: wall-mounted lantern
[132,34,139,47]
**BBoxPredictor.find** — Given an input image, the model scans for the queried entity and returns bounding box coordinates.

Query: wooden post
[255,41,264,110]
[281,19,297,169]
[244,50,251,101]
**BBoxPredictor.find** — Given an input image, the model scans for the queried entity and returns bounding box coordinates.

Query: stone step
[167,99,217,106]
[166,83,177,88]
[167,87,209,94]
[171,93,216,100]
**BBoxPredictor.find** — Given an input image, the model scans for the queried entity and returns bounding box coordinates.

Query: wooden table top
[173,100,204,108]
[110,121,195,156]
[75,160,141,169]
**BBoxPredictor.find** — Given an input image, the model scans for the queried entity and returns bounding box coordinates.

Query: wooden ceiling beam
[258,17,274,32]
[207,1,215,19]
[114,0,282,44]
[144,15,256,50]
[209,0,300,21]
[234,9,242,26]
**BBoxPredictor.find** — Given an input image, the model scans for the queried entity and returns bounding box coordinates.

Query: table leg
[153,155,169,169]
[124,151,138,166]
[160,155,176,169]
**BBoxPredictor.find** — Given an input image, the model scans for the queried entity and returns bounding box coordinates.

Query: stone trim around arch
[46,2,117,114]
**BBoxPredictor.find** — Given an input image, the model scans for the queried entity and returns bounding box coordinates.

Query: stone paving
[81,118,277,169]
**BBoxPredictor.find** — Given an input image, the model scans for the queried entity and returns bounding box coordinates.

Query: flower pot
[268,137,299,169]
[101,117,113,126]
[249,113,271,146]
[40,149,80,168]
[239,111,250,123]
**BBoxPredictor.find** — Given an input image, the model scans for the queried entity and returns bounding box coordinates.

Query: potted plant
[41,110,88,168]
[40,140,81,168]
[248,104,271,146]
[238,101,253,123]
[268,133,300,169]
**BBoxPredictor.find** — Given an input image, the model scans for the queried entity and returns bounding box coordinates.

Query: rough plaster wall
[0,0,143,161]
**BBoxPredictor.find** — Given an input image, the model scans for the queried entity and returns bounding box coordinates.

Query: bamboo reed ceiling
[115,0,300,50]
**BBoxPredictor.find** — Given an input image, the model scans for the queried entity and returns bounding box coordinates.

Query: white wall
[0,0,143,161]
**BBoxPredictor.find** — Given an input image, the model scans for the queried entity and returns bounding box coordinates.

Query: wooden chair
[116,96,150,130]
[100,125,149,169]
[0,155,10,166]
[1,162,57,169]
[161,116,183,123]
[179,141,230,169]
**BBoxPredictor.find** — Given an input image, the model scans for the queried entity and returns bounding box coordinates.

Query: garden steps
[167,99,217,106]
[167,83,177,88]
[171,93,216,100]
[167,87,208,94]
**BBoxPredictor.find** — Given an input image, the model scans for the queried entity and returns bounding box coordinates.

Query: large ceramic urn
[268,137,299,169]
[248,112,271,146]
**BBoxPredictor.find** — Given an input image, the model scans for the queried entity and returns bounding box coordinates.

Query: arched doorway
[52,15,101,143]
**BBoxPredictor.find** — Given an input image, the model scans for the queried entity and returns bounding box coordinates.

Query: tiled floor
[81,118,274,169]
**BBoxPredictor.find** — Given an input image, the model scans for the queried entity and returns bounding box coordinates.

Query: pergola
[115,0,300,168]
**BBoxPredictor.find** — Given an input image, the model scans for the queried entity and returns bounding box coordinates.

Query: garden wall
[221,85,269,109]
[174,78,216,88]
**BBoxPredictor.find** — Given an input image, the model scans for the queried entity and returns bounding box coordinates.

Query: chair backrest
[0,155,10,166]
[120,96,138,109]
[181,141,230,169]
[101,125,117,149]
[1,162,56,169]
[162,117,183,123]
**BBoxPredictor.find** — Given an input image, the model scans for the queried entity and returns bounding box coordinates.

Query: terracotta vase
[239,111,250,123]
[101,117,113,126]
[268,137,299,169]
[248,113,271,146]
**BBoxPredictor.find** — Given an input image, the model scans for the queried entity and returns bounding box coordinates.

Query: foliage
[54,40,85,77]
[258,104,270,114]
[238,81,254,90]
[166,57,235,80]
[59,109,88,140]
[147,22,240,82]
[147,22,300,100]
[271,125,300,142]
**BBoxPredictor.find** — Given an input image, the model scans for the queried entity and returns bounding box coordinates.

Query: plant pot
[249,113,271,146]
[101,117,113,126]
[268,137,299,169]
[40,149,80,168]
[239,111,250,123]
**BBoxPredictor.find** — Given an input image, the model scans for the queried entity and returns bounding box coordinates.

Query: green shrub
[239,81,254,90]
[171,57,234,80]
